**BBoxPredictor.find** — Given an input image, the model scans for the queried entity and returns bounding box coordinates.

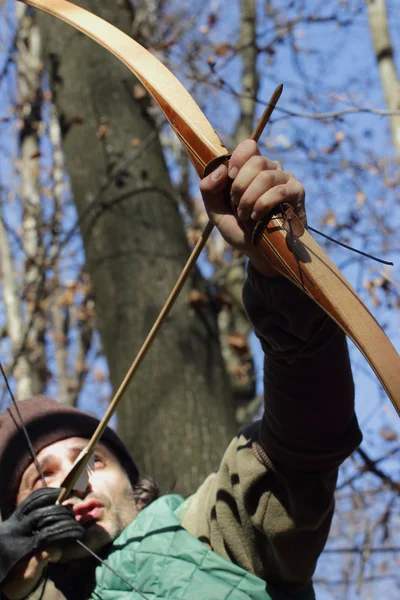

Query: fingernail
[251,211,259,220]
[228,166,238,179]
[237,208,245,219]
[211,165,224,180]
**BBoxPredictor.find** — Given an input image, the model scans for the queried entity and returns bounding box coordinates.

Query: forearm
[243,263,362,472]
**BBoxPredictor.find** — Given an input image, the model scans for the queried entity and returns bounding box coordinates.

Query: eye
[94,454,106,469]
[32,480,46,491]
[32,471,53,489]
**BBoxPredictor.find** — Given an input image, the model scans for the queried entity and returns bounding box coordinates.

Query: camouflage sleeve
[181,423,337,594]
[242,264,362,472]
[182,266,362,594]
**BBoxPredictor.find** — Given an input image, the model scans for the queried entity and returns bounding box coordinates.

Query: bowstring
[0,364,150,599]
[267,211,393,270]
[306,225,394,266]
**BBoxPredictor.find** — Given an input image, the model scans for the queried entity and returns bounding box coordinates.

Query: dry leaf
[208,13,217,27]
[335,131,346,142]
[368,165,379,176]
[364,279,381,307]
[356,191,366,208]
[94,368,107,382]
[213,43,230,57]
[380,427,398,442]
[133,84,147,100]
[227,332,248,355]
[321,209,336,226]
[187,289,207,311]
[96,123,109,139]
[187,226,202,247]
[69,116,84,128]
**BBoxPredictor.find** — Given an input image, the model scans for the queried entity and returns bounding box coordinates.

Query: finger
[229,140,282,178]
[16,554,44,579]
[200,164,231,222]
[251,177,305,221]
[37,514,85,536]
[36,530,83,551]
[18,549,61,578]
[39,550,51,562]
[35,513,78,533]
[39,548,62,564]
[29,504,76,529]
[20,488,62,515]
[235,169,289,219]
[200,163,228,193]
[230,156,283,209]
[227,139,261,179]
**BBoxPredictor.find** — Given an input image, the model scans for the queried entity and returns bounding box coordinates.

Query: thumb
[199,164,229,211]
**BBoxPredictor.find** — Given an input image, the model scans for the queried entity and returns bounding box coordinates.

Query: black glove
[0,487,85,585]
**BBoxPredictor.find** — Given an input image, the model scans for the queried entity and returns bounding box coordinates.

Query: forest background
[0,0,399,598]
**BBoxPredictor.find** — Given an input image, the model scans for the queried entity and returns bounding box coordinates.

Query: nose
[62,480,93,509]
[70,480,92,499]
[61,463,94,500]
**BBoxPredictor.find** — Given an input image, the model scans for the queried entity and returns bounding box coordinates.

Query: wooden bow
[20,0,400,497]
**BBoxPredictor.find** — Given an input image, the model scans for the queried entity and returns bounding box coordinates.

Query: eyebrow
[25,445,80,482]
[36,455,54,474]
[27,443,108,478]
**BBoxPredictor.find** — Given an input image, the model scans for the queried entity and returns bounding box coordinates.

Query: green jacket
[90,494,315,600]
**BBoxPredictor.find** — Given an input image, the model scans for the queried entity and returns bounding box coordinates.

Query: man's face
[17,437,137,560]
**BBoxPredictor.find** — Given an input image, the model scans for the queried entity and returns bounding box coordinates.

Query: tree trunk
[366,0,400,157]
[35,0,236,495]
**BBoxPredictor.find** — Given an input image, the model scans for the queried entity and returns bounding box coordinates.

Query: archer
[0,140,361,599]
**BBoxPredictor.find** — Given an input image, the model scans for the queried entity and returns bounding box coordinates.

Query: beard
[58,485,136,561]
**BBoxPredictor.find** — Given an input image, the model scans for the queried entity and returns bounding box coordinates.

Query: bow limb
[252,213,400,415]
[21,2,400,416]
[21,0,228,176]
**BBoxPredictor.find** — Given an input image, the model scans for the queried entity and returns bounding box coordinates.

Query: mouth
[73,499,104,527]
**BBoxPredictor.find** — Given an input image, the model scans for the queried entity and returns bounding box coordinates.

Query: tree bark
[35,0,236,495]
[234,0,259,145]
[366,0,400,157]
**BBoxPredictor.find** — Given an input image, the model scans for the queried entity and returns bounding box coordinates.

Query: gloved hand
[0,487,84,586]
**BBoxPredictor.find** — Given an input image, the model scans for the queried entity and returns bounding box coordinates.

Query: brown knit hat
[0,395,139,520]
